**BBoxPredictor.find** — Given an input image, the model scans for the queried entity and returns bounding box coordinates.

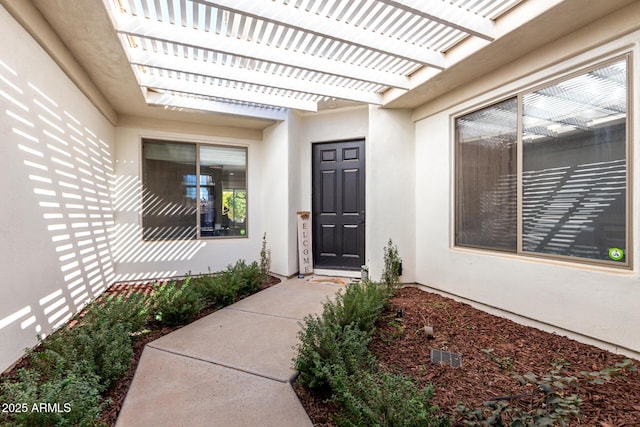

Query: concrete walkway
[116,277,344,427]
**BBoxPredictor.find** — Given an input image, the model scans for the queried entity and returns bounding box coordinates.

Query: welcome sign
[297,211,314,275]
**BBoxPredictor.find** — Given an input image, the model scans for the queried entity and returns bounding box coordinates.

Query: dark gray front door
[312,139,365,270]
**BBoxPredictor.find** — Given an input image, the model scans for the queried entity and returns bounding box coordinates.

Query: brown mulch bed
[1,275,281,426]
[295,286,640,426]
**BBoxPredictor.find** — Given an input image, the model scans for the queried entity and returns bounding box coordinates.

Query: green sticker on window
[608,248,624,261]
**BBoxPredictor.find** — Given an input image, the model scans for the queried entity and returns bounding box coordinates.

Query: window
[142,139,248,240]
[455,57,629,266]
[456,98,518,252]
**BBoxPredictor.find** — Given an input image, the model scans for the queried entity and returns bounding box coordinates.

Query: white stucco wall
[414,29,640,356]
[287,113,303,274]
[0,6,116,372]
[262,115,294,276]
[367,106,415,282]
[113,126,263,281]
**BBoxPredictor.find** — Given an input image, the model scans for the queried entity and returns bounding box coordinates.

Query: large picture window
[142,139,248,240]
[455,57,629,266]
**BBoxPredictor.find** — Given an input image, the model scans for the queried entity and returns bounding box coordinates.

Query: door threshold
[313,269,361,279]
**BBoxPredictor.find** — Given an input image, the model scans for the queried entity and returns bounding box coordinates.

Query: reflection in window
[199,145,247,237]
[142,140,248,240]
[522,59,627,261]
[456,98,518,252]
[142,141,197,240]
[455,58,629,265]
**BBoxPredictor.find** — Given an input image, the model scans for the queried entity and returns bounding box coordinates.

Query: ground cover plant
[295,286,640,426]
[0,259,278,427]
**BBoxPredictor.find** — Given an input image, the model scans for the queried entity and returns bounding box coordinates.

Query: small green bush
[293,280,388,390]
[151,279,206,326]
[294,279,447,426]
[1,361,105,427]
[330,367,449,427]
[232,260,263,296]
[324,280,388,334]
[191,260,264,307]
[382,238,402,292]
[294,320,374,390]
[192,272,239,307]
[33,320,133,392]
[82,292,150,334]
[260,232,271,283]
[191,274,218,303]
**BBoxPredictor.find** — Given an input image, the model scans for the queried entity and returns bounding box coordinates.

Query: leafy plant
[192,261,262,306]
[330,367,450,427]
[382,238,402,291]
[2,256,275,427]
[260,232,271,283]
[33,320,133,392]
[482,348,514,372]
[1,361,106,427]
[294,319,374,390]
[294,280,387,390]
[151,278,206,326]
[379,316,405,344]
[323,279,389,334]
[293,279,447,426]
[199,271,241,307]
[232,259,263,296]
[82,292,150,334]
[456,357,636,426]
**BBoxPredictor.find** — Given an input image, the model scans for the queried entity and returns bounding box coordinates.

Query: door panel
[342,169,360,214]
[313,139,365,270]
[342,225,360,256]
[321,170,337,213]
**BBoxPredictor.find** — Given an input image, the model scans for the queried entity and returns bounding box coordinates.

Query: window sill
[451,245,634,275]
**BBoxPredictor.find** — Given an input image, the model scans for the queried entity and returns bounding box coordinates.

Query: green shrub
[294,320,373,390]
[382,238,402,292]
[82,322,133,390]
[151,279,206,326]
[330,367,449,427]
[191,259,264,307]
[232,260,263,296]
[82,292,150,334]
[293,281,388,390]
[294,279,447,426]
[192,272,239,307]
[1,290,149,426]
[33,320,133,391]
[260,232,271,283]
[191,274,218,303]
[324,280,389,334]
[1,361,105,427]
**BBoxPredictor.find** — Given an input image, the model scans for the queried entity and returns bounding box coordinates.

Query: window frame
[140,137,249,241]
[453,54,632,269]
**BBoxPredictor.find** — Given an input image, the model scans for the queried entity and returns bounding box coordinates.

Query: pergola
[104,0,525,120]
